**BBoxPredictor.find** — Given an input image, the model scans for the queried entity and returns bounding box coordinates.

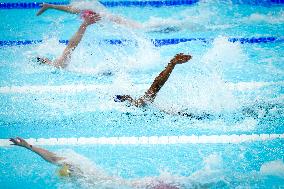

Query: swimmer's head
[114,95,123,102]
[114,95,129,102]
[58,164,71,177]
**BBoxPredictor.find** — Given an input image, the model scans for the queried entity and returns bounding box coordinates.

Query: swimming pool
[0,0,284,188]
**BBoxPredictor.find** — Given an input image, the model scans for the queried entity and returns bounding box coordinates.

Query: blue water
[0,0,284,188]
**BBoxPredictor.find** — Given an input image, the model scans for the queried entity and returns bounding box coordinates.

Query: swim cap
[81,10,96,19]
[58,164,71,177]
[114,95,123,102]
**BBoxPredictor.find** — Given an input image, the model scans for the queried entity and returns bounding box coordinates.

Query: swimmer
[36,2,143,29]
[36,2,144,69]
[10,137,180,189]
[37,12,101,68]
[35,2,181,68]
[114,53,192,107]
[113,55,280,120]
[36,2,182,32]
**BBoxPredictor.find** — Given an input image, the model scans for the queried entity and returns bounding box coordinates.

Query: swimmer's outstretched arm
[9,137,65,165]
[143,53,192,100]
[118,53,192,107]
[37,3,143,29]
[105,14,143,29]
[37,3,81,16]
[37,13,101,69]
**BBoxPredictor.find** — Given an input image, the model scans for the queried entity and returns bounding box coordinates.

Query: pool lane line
[0,81,283,94]
[0,0,198,9]
[152,37,282,46]
[0,37,283,48]
[0,133,283,146]
[1,0,284,9]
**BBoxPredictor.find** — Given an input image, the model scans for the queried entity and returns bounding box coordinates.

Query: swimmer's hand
[83,12,101,26]
[170,53,192,65]
[9,137,32,150]
[36,3,51,16]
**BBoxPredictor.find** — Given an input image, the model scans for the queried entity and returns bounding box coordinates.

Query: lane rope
[0,0,198,9]
[0,37,283,48]
[1,134,283,146]
[0,81,283,94]
[0,0,283,9]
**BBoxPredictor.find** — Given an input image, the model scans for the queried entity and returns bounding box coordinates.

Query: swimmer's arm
[105,13,143,29]
[10,137,65,165]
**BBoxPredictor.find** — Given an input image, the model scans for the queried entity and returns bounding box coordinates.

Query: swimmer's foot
[36,3,51,16]
[36,57,52,65]
[170,53,192,65]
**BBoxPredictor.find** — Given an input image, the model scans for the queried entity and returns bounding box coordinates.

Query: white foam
[245,12,284,24]
[226,81,284,91]
[1,134,283,147]
[260,160,284,178]
[189,153,224,184]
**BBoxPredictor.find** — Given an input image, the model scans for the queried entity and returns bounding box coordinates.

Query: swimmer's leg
[116,53,191,107]
[37,13,101,69]
[37,3,81,16]
[140,53,192,101]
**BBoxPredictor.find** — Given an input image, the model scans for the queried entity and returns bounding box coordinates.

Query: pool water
[0,0,284,188]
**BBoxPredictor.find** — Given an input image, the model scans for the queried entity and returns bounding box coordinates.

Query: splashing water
[1,0,283,188]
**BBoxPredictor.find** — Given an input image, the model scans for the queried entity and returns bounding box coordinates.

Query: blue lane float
[0,2,68,9]
[0,0,198,9]
[0,0,283,9]
[0,37,282,47]
[97,37,281,46]
[101,0,198,7]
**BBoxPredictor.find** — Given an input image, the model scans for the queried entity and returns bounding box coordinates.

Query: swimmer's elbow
[109,15,143,29]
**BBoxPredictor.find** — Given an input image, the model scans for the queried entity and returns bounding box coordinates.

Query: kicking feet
[170,53,192,65]
[36,3,51,16]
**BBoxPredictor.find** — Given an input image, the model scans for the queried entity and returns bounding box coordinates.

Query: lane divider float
[0,37,283,48]
[1,0,283,9]
[1,133,283,146]
[0,0,198,9]
[0,81,283,94]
